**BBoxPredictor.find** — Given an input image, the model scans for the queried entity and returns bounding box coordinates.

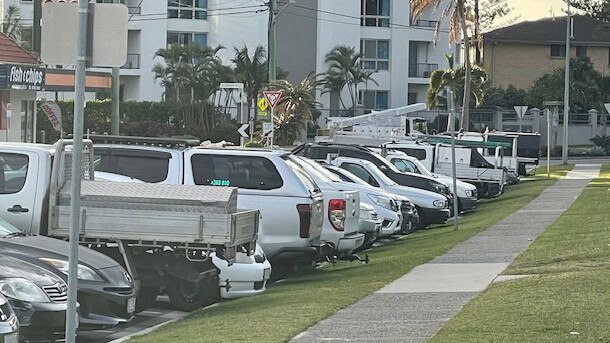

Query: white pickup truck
[88,135,332,265]
[0,140,259,311]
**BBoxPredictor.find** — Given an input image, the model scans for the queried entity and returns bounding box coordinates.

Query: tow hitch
[342,254,369,264]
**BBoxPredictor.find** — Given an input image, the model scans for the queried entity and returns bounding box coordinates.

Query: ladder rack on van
[79,134,201,150]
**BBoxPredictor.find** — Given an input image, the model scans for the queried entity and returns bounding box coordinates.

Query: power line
[128,8,268,22]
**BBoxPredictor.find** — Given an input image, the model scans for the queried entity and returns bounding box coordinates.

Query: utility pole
[66,0,88,341]
[111,0,121,135]
[562,0,571,164]
[268,0,277,83]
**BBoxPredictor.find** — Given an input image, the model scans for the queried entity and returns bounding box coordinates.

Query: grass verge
[129,165,573,343]
[430,164,610,343]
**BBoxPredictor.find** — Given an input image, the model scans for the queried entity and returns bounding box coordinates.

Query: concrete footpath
[292,164,601,343]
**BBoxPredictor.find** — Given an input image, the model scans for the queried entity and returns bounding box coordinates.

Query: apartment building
[2,0,268,101]
[276,0,455,114]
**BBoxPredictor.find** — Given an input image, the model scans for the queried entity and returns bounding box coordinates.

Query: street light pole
[268,0,277,83]
[562,0,571,164]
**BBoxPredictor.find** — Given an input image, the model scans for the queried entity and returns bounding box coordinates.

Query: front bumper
[459,196,479,212]
[336,233,366,255]
[10,299,73,343]
[213,255,272,299]
[419,207,450,225]
[76,272,135,330]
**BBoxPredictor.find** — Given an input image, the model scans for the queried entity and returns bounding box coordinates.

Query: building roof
[483,15,610,45]
[0,33,38,65]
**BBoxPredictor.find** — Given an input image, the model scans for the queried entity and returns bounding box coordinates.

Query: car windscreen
[191,154,284,190]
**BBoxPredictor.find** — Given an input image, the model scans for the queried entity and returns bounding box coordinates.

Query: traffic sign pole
[270,106,274,149]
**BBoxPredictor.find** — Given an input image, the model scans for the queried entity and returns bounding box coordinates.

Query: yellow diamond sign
[257,97,269,112]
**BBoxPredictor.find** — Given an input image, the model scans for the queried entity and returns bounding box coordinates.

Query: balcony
[409,63,438,78]
[413,19,438,28]
[121,53,140,69]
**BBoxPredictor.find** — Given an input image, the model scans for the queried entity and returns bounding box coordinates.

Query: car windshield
[391,157,433,177]
[371,152,402,173]
[327,167,371,186]
[365,162,399,187]
[0,219,23,237]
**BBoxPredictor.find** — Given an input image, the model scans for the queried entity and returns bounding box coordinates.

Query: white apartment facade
[276,0,455,117]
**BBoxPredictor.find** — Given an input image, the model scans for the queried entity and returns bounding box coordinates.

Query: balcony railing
[413,19,438,27]
[408,63,438,78]
[122,53,140,69]
[127,6,141,15]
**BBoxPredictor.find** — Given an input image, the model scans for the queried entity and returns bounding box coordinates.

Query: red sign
[263,91,283,109]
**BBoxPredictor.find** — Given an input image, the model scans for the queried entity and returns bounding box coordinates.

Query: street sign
[262,122,274,138]
[258,110,268,119]
[514,106,528,119]
[263,91,282,109]
[257,97,268,111]
[237,123,250,138]
[40,102,63,132]
[220,82,244,89]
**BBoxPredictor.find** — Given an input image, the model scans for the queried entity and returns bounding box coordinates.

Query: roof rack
[73,134,201,150]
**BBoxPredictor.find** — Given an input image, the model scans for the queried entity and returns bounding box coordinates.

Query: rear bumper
[336,233,366,254]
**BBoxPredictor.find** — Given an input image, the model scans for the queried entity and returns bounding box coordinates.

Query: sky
[511,0,572,22]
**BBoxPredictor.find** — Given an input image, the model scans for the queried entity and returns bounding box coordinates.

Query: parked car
[324,165,419,234]
[378,150,479,212]
[328,157,450,229]
[0,253,73,342]
[0,218,134,330]
[285,156,365,259]
[0,294,18,343]
[357,203,381,251]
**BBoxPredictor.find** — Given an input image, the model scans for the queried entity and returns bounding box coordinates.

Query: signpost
[514,105,528,132]
[543,101,563,179]
[220,83,246,145]
[262,90,282,148]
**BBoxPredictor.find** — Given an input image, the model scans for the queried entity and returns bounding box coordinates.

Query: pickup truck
[88,135,331,265]
[0,140,259,312]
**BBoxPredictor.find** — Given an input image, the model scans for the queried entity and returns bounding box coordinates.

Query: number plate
[127,297,136,314]
[3,333,18,343]
[263,268,271,280]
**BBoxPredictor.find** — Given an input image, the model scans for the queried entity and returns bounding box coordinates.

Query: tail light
[296,204,312,238]
[328,199,346,231]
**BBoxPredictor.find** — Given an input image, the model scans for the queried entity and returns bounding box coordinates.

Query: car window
[191,154,283,190]
[0,153,29,194]
[326,168,354,183]
[341,163,379,187]
[392,158,418,173]
[393,147,427,161]
[95,148,171,183]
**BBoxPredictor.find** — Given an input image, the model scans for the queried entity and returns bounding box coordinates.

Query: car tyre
[166,274,220,312]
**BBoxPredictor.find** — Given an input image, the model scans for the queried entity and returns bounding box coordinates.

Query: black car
[0,218,135,330]
[293,143,454,206]
[0,253,73,342]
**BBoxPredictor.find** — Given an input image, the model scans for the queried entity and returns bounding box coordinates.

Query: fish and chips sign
[0,64,45,90]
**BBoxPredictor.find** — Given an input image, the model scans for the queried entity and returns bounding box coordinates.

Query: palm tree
[232,45,268,119]
[1,5,22,43]
[269,73,322,145]
[322,45,373,109]
[411,0,473,130]
[427,53,487,131]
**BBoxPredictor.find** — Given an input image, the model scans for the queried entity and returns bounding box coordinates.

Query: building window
[550,44,566,58]
[20,27,32,50]
[359,90,389,110]
[575,46,587,58]
[360,39,389,70]
[408,92,417,105]
[167,32,207,47]
[361,0,390,27]
[168,0,207,20]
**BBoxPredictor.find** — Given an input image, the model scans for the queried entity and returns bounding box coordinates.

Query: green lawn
[129,165,573,343]
[430,165,610,343]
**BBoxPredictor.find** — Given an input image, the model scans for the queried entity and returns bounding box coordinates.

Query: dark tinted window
[94,148,171,183]
[0,153,28,194]
[191,154,283,190]
[341,163,379,187]
[392,147,427,161]
[306,146,339,160]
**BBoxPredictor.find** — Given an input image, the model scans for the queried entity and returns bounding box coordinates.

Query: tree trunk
[459,0,471,131]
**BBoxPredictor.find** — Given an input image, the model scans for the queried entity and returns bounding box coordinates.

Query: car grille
[0,302,11,321]
[400,200,412,212]
[43,284,68,303]
[103,286,134,295]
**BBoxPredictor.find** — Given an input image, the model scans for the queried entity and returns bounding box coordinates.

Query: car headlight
[367,194,392,210]
[433,200,446,208]
[40,258,105,282]
[0,278,50,302]
[432,182,450,195]
[465,189,475,197]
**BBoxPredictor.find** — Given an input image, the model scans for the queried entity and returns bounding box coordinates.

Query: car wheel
[134,286,159,314]
[166,274,220,312]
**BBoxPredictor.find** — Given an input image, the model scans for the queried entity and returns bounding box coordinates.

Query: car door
[0,151,39,233]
